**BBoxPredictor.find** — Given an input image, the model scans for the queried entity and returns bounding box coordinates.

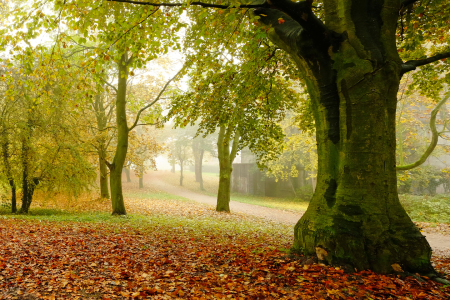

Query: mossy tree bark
[255,0,435,274]
[216,125,239,212]
[108,53,129,215]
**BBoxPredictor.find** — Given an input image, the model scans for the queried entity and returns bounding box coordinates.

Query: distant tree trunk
[1,132,16,213]
[216,125,239,212]
[171,162,175,173]
[124,167,131,182]
[139,167,144,189]
[108,53,129,215]
[192,139,205,190]
[94,93,110,199]
[99,150,110,199]
[179,158,184,186]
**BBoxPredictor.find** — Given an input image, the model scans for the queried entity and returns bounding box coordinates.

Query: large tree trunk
[294,72,433,274]
[109,53,129,215]
[256,1,434,274]
[216,125,240,212]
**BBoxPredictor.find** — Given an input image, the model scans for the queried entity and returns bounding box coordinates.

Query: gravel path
[147,173,450,253]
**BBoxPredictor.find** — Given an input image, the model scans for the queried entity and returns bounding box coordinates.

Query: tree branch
[400,0,419,10]
[133,122,161,127]
[230,128,240,164]
[397,94,450,170]
[128,65,186,132]
[401,51,450,75]
[107,0,266,9]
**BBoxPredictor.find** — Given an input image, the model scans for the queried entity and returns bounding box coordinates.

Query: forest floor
[0,176,449,299]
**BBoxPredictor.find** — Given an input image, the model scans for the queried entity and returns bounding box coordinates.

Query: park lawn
[0,187,450,299]
[156,170,310,212]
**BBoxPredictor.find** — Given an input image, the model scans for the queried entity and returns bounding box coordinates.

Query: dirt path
[146,172,450,253]
[146,174,301,225]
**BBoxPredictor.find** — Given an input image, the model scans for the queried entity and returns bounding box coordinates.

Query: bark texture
[216,125,239,212]
[255,0,434,274]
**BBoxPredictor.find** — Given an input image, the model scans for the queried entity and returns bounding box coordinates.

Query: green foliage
[398,1,450,98]
[398,165,449,196]
[400,194,450,223]
[295,184,314,201]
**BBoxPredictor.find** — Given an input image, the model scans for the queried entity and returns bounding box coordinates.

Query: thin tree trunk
[9,180,16,213]
[199,149,204,190]
[179,159,184,186]
[109,53,129,215]
[139,167,144,189]
[216,125,240,212]
[124,167,131,182]
[20,136,30,213]
[171,162,175,173]
[1,132,16,213]
[94,93,110,199]
[99,150,110,199]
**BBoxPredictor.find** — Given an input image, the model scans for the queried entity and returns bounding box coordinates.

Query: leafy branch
[400,0,420,10]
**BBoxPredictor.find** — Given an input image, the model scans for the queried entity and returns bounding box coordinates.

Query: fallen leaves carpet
[1,219,449,300]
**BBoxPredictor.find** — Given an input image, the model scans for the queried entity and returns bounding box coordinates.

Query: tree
[263,111,318,197]
[192,132,216,190]
[0,52,97,213]
[165,126,194,186]
[168,50,297,212]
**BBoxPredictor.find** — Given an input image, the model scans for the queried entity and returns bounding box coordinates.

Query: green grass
[157,170,309,212]
[124,190,192,201]
[400,194,450,223]
[230,194,309,212]
[0,186,292,244]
